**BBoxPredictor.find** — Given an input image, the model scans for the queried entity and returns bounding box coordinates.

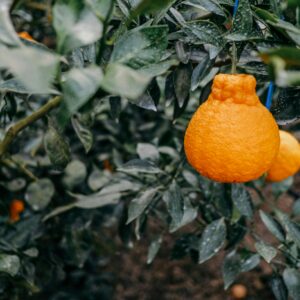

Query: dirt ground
[111,238,274,300]
[108,174,300,300]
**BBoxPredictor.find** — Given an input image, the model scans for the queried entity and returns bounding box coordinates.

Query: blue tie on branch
[233,0,239,18]
[266,81,274,110]
[232,0,274,110]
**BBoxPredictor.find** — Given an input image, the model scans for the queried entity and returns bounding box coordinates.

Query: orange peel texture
[184,74,280,183]
[266,130,300,182]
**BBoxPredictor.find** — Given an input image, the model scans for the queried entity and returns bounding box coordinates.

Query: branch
[0,96,62,157]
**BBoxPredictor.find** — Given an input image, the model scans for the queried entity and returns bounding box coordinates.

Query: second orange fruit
[266,130,300,182]
[184,74,280,183]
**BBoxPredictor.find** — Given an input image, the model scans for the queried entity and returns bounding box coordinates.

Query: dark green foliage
[0,0,300,299]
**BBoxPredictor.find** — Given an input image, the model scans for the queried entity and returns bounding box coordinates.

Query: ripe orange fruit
[266,130,300,182]
[184,74,280,183]
[231,284,247,299]
[9,199,25,222]
[18,31,35,41]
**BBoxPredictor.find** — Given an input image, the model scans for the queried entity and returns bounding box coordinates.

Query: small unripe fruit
[231,284,247,299]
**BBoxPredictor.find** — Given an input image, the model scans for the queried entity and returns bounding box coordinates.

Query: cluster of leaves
[0,0,300,299]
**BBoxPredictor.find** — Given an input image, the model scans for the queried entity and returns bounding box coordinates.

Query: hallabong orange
[266,130,300,182]
[184,74,280,183]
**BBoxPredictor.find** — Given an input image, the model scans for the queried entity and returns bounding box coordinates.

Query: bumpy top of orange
[266,130,300,182]
[184,73,280,183]
[209,74,259,105]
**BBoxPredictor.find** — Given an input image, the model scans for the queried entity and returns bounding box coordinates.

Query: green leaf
[222,252,246,289]
[0,1,21,47]
[163,181,197,232]
[130,0,174,18]
[269,57,300,87]
[287,0,299,7]
[270,0,281,17]
[182,20,224,48]
[127,187,158,224]
[109,96,122,120]
[152,0,176,23]
[270,276,288,300]
[283,268,300,300]
[1,178,26,192]
[73,191,121,209]
[137,143,159,161]
[0,47,59,94]
[191,54,211,91]
[232,0,253,35]
[183,0,226,17]
[25,179,55,211]
[117,159,162,174]
[275,210,300,248]
[147,235,163,264]
[169,7,186,26]
[101,180,140,194]
[174,197,197,232]
[71,180,137,209]
[260,47,300,67]
[0,78,60,95]
[62,160,87,190]
[292,199,300,216]
[271,88,300,125]
[182,170,199,187]
[43,203,76,221]
[269,21,300,46]
[225,33,263,42]
[231,184,253,218]
[23,248,39,258]
[259,210,285,242]
[254,240,277,263]
[254,7,300,45]
[163,181,183,231]
[0,254,20,277]
[174,64,192,108]
[71,115,93,153]
[84,0,112,21]
[87,168,112,192]
[223,250,260,289]
[139,59,179,77]
[58,66,103,125]
[110,25,168,69]
[53,0,103,54]
[218,0,234,4]
[199,218,226,263]
[44,121,71,170]
[100,63,151,100]
[272,177,294,197]
[0,79,29,94]
[226,217,247,248]
[68,44,97,67]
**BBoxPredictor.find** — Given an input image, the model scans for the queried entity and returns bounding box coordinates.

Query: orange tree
[0,0,300,299]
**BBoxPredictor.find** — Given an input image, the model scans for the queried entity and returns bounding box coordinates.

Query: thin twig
[0,96,61,157]
[8,157,38,181]
[25,2,48,11]
[231,42,237,74]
